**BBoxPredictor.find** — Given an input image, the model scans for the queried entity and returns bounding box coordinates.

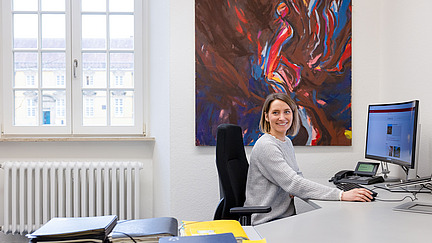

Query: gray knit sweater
[244,133,342,225]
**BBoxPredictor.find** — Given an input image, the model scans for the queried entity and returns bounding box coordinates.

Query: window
[114,98,124,117]
[26,75,35,86]
[115,75,124,86]
[84,98,94,118]
[2,0,145,135]
[56,75,65,86]
[56,97,65,117]
[85,75,94,86]
[26,98,37,117]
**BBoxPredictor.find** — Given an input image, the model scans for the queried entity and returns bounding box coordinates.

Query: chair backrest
[214,124,249,220]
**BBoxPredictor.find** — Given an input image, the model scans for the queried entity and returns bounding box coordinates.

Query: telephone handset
[329,170,354,183]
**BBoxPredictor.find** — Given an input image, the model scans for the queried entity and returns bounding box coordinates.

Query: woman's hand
[341,188,374,202]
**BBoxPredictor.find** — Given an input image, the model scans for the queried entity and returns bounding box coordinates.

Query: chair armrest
[229,206,271,226]
[230,206,271,214]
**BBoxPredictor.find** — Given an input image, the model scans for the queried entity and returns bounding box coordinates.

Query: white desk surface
[247,178,432,243]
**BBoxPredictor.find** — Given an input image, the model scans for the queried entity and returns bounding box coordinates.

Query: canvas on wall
[196,0,352,146]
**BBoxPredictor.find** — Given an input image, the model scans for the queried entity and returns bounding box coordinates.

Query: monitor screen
[365,100,419,169]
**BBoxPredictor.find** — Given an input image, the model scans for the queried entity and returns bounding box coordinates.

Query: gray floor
[0,232,28,243]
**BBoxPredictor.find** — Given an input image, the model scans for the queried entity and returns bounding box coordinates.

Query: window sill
[0,135,155,142]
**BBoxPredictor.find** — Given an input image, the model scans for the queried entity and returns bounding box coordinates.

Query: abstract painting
[196,0,352,146]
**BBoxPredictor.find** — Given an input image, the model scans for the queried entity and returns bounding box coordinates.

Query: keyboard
[336,182,378,198]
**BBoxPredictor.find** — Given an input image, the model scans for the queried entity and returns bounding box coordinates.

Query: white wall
[148,0,172,218]
[164,0,432,222]
[0,0,431,225]
[379,0,432,177]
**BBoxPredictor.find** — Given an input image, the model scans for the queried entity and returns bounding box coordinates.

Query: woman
[244,93,373,225]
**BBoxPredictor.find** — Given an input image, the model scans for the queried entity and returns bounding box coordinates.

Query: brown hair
[259,93,300,136]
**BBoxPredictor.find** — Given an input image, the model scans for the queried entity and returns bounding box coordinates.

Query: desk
[249,179,432,243]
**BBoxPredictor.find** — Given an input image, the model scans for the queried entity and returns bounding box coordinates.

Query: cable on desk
[112,221,138,243]
[423,183,432,190]
[374,195,417,202]
[372,184,427,202]
[111,231,137,243]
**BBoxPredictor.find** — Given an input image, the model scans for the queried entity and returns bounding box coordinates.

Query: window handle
[73,59,78,78]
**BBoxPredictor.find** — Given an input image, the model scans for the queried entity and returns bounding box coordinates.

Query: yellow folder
[243,239,267,243]
[180,220,249,240]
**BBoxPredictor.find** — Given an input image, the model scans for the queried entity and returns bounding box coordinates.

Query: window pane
[42,14,66,49]
[14,90,39,126]
[13,0,38,11]
[110,53,133,88]
[109,0,133,12]
[82,90,107,126]
[42,52,66,88]
[82,15,106,49]
[41,0,65,11]
[110,91,133,126]
[14,52,38,88]
[82,53,107,88]
[110,15,134,49]
[14,14,38,49]
[42,90,66,126]
[82,0,106,12]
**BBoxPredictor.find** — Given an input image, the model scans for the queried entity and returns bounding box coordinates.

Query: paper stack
[26,215,118,243]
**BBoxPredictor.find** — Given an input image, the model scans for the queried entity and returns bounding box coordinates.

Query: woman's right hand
[341,188,374,202]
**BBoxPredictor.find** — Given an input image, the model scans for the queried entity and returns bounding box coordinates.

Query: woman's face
[265,99,293,140]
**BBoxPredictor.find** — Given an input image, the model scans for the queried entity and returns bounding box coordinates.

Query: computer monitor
[365,100,419,179]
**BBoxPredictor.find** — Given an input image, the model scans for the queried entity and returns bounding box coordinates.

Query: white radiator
[2,161,143,234]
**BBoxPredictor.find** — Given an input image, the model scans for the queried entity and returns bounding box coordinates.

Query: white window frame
[1,0,146,136]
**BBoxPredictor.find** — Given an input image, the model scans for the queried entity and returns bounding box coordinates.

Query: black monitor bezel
[365,100,419,169]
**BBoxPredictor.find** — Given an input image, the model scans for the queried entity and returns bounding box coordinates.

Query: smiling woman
[259,93,300,141]
[265,99,293,141]
[244,93,374,225]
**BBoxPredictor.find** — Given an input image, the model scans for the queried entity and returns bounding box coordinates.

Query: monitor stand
[380,161,401,183]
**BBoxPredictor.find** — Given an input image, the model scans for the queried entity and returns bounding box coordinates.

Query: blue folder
[159,233,237,243]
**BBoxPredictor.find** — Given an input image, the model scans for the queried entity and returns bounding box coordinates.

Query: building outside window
[56,75,65,86]
[84,98,94,118]
[26,75,35,86]
[114,98,124,117]
[26,98,37,117]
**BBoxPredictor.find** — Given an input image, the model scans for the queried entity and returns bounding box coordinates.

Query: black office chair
[213,124,271,226]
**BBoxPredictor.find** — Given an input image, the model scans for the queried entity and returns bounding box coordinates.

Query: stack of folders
[159,233,237,243]
[109,217,178,242]
[26,215,118,243]
[179,220,249,243]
